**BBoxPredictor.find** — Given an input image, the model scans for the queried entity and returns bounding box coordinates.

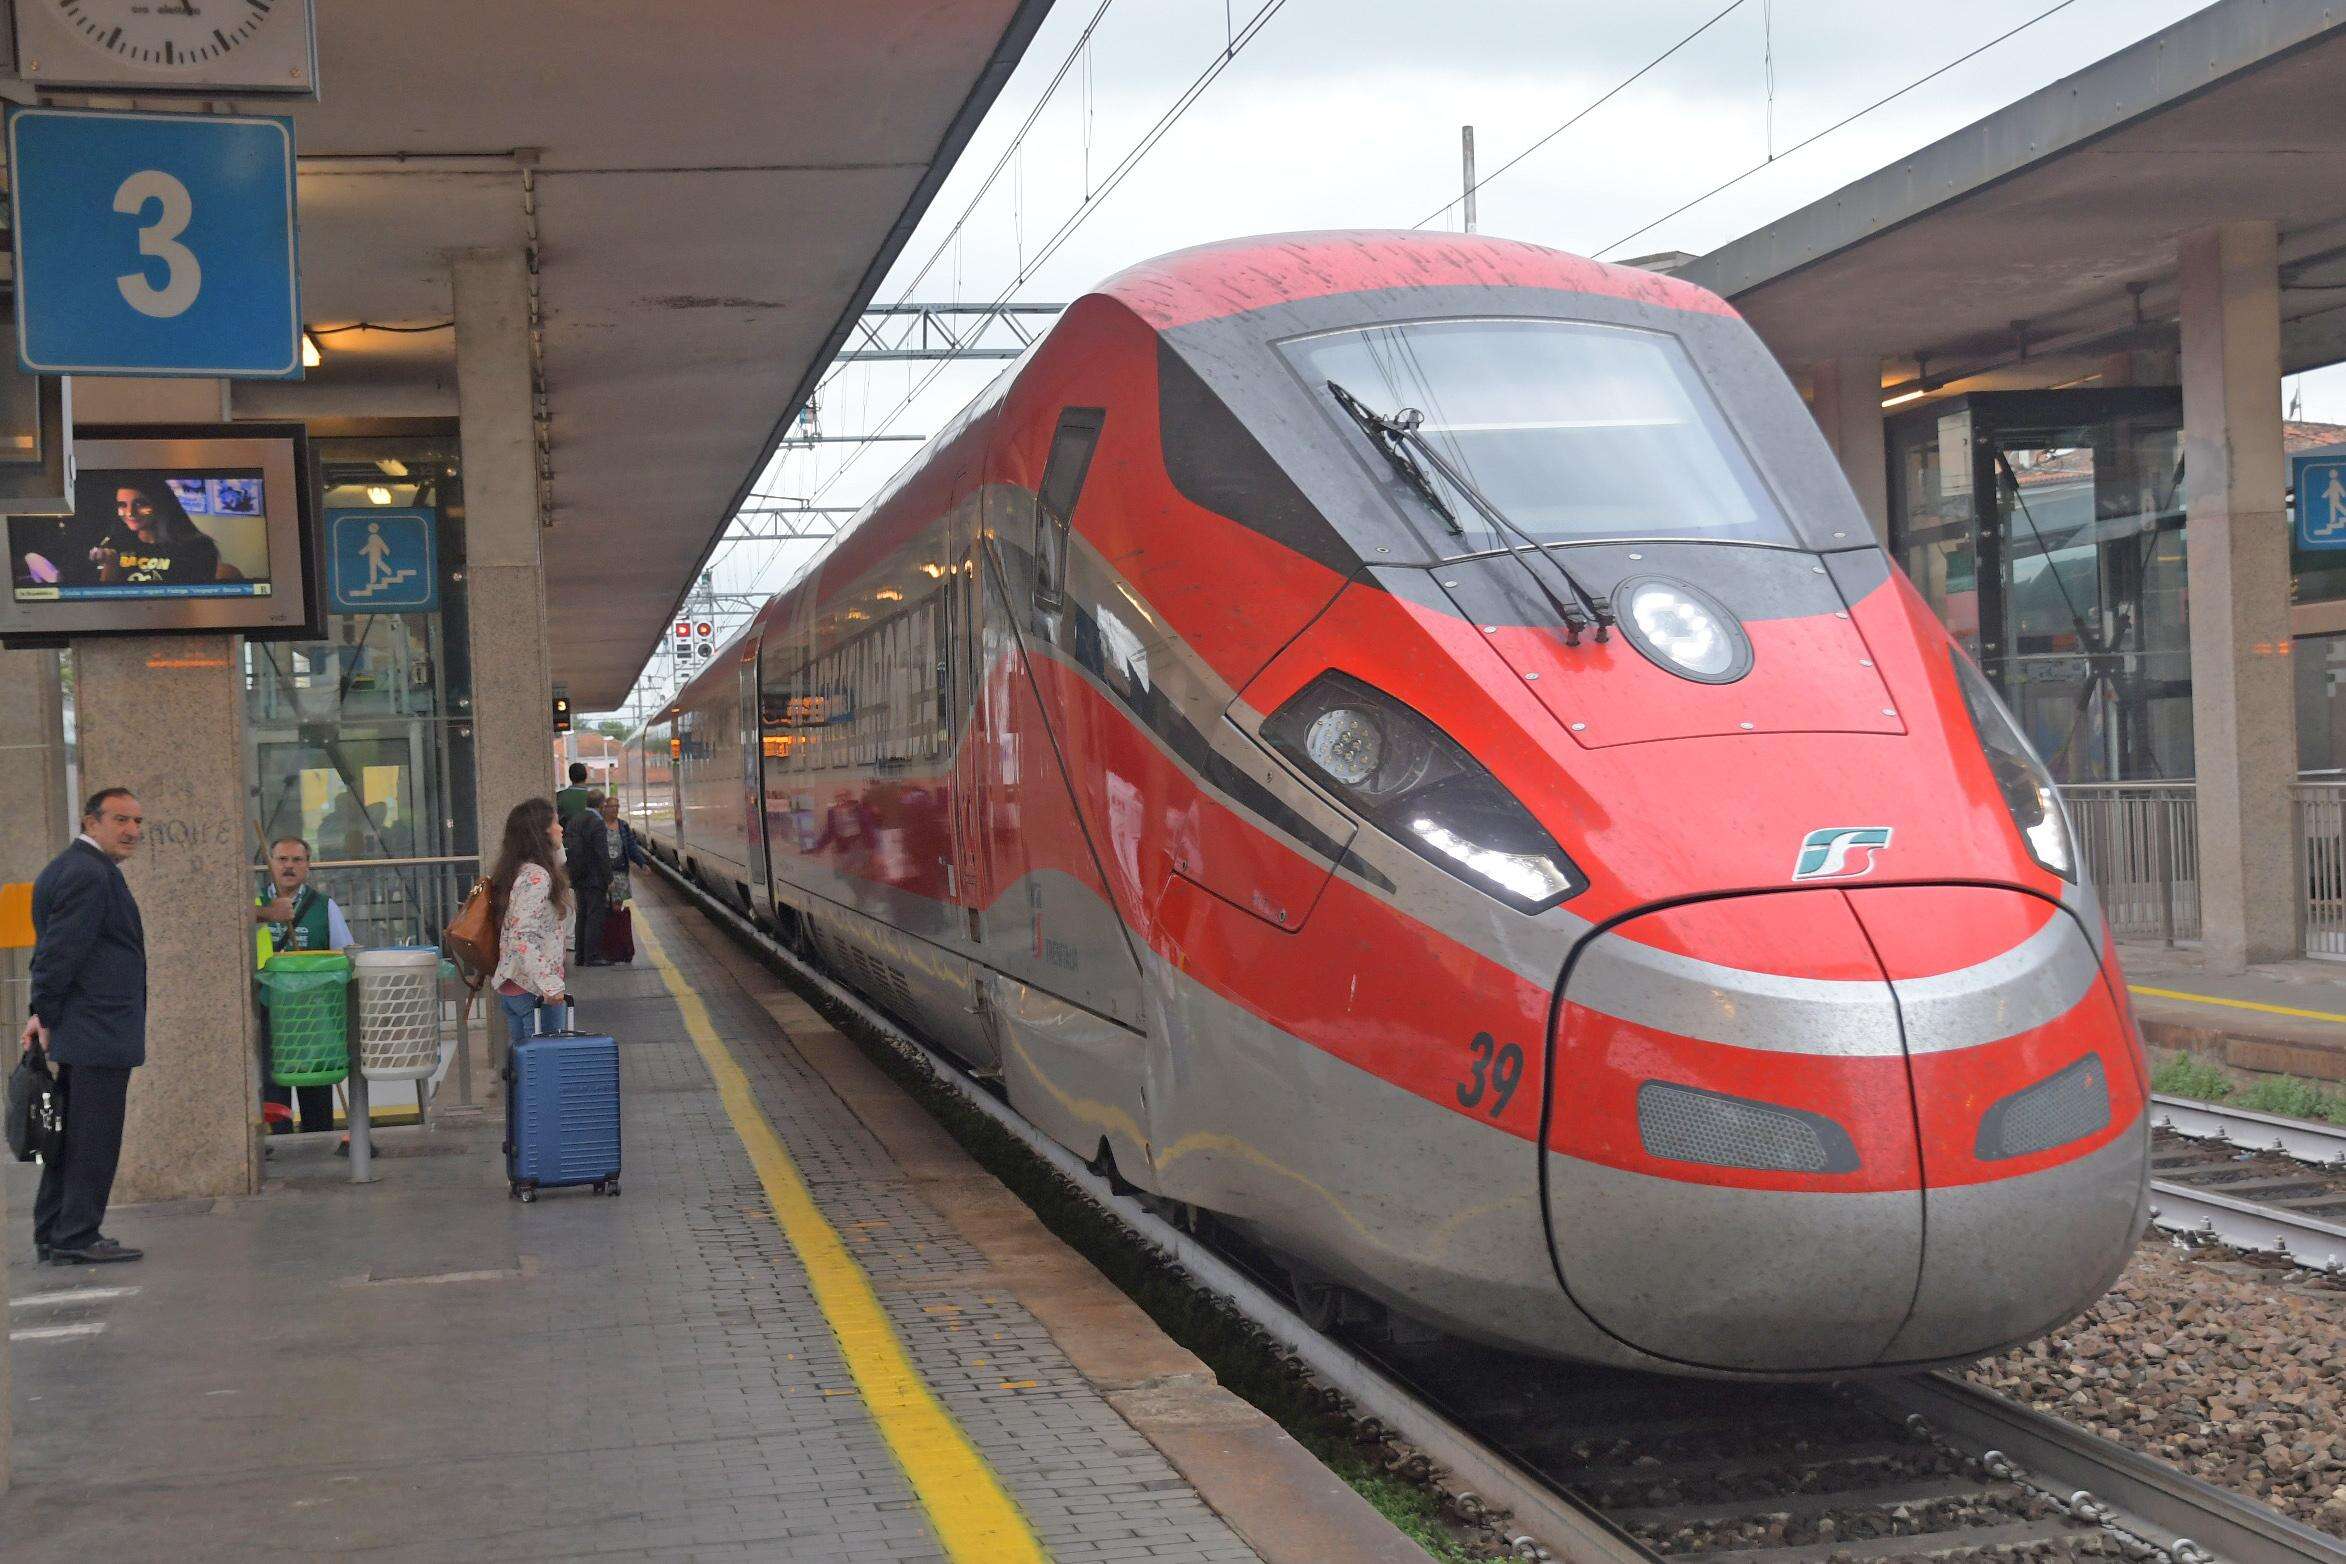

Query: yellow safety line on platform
[635,915,1045,1564]
[2132,984,2346,1025]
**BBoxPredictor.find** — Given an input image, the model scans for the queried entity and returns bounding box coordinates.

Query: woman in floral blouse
[489,797,573,1047]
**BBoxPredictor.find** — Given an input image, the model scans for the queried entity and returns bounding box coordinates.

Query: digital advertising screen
[0,425,318,643]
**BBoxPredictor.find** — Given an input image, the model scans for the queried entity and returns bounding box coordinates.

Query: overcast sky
[621,0,2339,712]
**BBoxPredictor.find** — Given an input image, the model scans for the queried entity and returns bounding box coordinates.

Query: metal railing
[297,854,479,952]
[2297,783,2346,960]
[2060,783,2200,946]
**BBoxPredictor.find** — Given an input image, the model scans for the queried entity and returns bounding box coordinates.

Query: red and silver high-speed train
[625,231,2149,1379]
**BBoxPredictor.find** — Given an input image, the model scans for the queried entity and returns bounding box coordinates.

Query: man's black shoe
[46,1237,141,1264]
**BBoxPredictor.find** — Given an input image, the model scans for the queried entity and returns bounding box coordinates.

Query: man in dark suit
[563,791,613,968]
[19,787,149,1265]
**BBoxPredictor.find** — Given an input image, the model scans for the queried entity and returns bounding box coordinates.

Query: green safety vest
[256,884,333,968]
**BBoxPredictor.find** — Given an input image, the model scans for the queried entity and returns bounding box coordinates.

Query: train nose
[1544,887,2146,1375]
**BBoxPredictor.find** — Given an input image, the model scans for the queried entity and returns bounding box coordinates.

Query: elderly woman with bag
[487,798,572,1047]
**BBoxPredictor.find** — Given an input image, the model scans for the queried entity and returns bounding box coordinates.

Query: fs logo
[1792,826,1893,882]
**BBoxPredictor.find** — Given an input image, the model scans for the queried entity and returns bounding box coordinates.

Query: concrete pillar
[454,248,555,856]
[1807,356,1890,542]
[73,637,260,1200]
[2180,220,2296,970]
[0,651,69,881]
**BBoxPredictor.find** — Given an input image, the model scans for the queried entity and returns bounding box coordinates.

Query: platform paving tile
[640,914,1259,1564]
[0,899,1261,1562]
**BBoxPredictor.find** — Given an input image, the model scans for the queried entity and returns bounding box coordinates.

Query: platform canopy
[1678,0,2346,401]
[221,0,1051,707]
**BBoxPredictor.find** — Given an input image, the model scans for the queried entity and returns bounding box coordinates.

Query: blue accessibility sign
[326,510,439,614]
[2296,454,2346,553]
[8,105,302,378]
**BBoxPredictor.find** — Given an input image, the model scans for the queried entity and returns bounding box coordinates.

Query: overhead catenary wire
[1411,0,1748,231]
[736,0,1298,604]
[1594,0,2082,258]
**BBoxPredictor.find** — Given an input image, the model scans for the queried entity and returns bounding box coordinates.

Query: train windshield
[1285,317,1792,551]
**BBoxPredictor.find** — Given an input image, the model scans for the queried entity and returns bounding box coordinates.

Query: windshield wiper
[1327,380,1613,643]
[1327,379,1463,535]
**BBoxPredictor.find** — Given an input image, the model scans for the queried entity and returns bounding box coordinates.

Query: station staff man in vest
[20,788,149,1265]
[253,836,354,1135]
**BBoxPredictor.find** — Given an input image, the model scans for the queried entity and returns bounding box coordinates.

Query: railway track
[651,862,2346,1564]
[2148,1096,2346,1274]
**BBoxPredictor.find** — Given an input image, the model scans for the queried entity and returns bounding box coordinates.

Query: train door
[966,422,1156,1184]
[944,472,989,948]
[739,630,770,911]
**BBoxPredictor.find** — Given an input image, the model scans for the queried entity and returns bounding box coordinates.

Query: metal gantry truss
[837,301,1065,363]
[725,503,863,542]
[640,302,1067,703]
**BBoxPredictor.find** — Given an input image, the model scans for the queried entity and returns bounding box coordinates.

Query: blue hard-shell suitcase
[504,1030,622,1202]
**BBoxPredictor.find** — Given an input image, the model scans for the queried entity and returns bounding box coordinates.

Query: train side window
[1036,408,1104,608]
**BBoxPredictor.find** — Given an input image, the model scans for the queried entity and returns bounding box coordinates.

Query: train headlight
[1951,650,2075,881]
[1263,671,1585,913]
[1616,577,1751,684]
[1303,707,1383,787]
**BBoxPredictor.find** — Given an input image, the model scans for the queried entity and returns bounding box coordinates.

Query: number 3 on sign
[113,170,203,320]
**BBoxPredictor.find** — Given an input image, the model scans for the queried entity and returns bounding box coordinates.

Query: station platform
[0,880,1419,1563]
[2119,939,2346,1084]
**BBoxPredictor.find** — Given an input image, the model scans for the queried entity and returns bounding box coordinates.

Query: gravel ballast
[1967,1238,2346,1536]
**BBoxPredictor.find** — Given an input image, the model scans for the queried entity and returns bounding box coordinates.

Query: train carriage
[629,230,2149,1378]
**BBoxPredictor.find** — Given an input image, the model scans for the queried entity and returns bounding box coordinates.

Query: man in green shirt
[254,836,354,1136]
[554,761,591,822]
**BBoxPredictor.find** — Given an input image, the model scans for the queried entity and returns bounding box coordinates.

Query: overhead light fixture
[301,330,323,369]
[376,459,410,478]
[365,484,393,505]
[1880,388,1928,409]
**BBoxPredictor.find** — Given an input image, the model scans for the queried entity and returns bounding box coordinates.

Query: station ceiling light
[301,330,323,369]
[365,484,394,505]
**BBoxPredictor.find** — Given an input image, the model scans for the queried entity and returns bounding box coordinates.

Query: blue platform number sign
[327,511,439,614]
[8,105,301,379]
[2297,454,2346,554]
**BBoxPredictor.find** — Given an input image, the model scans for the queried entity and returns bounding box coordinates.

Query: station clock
[14,0,319,96]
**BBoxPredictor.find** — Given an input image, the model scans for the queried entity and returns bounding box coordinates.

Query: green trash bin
[260,950,352,1088]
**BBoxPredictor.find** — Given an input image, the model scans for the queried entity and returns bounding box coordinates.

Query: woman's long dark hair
[489,796,570,922]
[112,475,201,544]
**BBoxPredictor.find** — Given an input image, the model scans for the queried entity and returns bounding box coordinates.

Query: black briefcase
[7,1040,64,1162]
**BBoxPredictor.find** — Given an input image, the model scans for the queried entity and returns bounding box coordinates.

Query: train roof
[1092,229,1736,330]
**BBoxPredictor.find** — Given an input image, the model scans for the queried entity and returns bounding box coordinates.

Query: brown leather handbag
[444,876,498,985]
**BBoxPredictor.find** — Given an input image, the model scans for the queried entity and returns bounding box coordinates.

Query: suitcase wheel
[595,1179,621,1197]
[518,1184,537,1204]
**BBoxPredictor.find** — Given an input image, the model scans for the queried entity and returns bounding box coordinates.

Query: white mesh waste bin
[355,947,444,1081]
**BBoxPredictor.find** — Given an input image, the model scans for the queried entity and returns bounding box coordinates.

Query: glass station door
[243,433,476,948]
[1889,390,2188,784]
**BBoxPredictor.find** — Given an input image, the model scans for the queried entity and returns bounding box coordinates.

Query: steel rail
[2152,1094,2346,1167]
[1869,1374,2346,1564]
[2148,1094,2346,1271]
[649,857,2345,1563]
[2147,1178,2346,1274]
[644,858,1651,1564]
